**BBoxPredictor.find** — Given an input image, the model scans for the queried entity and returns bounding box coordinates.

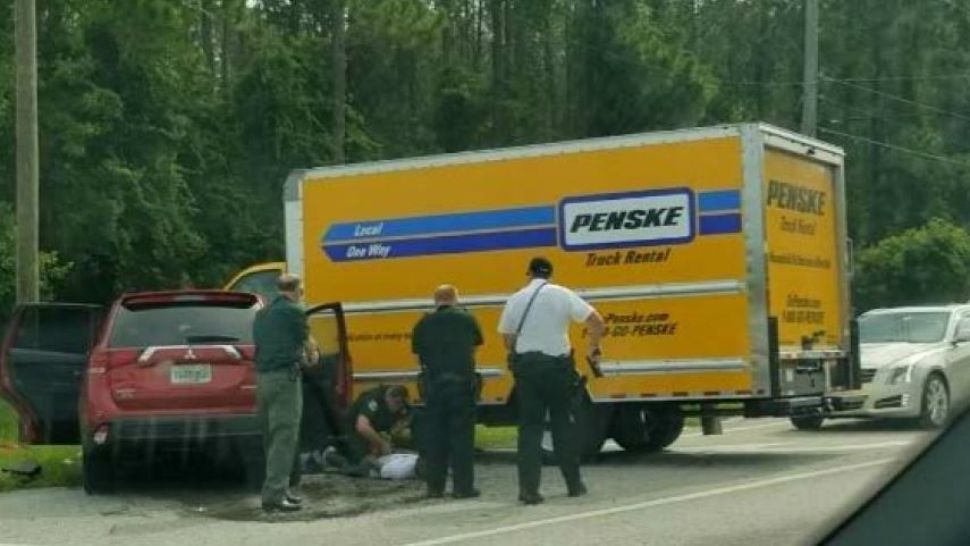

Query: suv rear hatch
[101,292,259,413]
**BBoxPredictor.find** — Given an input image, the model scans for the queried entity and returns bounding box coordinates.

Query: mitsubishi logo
[184,348,197,361]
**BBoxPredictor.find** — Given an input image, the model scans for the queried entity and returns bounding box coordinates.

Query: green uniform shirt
[347,385,408,433]
[253,296,308,373]
[411,305,484,379]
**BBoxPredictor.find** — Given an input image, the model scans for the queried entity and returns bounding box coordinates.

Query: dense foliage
[1,0,969,311]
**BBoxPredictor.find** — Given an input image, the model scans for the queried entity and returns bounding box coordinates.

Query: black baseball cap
[527,257,553,278]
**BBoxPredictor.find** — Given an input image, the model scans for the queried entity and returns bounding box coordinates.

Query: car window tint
[108,305,257,348]
[13,307,95,354]
[860,312,950,343]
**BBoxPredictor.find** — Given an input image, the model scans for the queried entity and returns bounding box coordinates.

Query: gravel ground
[0,418,930,546]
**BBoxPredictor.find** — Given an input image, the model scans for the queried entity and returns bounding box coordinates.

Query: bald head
[433,285,458,307]
[277,274,303,300]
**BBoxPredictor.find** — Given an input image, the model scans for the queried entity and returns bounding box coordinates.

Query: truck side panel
[343,292,754,404]
[297,133,755,403]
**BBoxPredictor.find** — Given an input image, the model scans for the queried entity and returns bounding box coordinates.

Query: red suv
[0,291,350,494]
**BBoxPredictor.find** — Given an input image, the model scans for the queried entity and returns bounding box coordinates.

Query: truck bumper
[744,396,824,418]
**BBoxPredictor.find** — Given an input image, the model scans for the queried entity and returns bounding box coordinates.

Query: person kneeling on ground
[324,385,412,477]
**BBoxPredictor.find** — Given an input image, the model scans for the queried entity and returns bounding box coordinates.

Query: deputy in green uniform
[411,285,484,499]
[498,257,606,505]
[253,274,309,513]
[337,384,410,474]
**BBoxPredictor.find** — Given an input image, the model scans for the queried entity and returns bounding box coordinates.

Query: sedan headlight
[888,365,914,385]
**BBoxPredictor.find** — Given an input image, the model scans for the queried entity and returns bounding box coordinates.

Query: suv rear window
[108,304,258,348]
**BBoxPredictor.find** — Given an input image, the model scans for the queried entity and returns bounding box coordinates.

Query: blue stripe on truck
[323,206,556,243]
[697,190,741,212]
[323,227,557,262]
[319,189,744,261]
[698,213,742,235]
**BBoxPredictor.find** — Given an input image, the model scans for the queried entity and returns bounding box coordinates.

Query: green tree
[0,204,71,320]
[853,219,970,312]
[565,0,713,138]
[2,0,970,310]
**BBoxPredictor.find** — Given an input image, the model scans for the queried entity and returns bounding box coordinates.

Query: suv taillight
[88,349,140,374]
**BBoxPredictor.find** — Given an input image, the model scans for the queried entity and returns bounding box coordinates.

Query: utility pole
[801,0,819,137]
[15,0,39,304]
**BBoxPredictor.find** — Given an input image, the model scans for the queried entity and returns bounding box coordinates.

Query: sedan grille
[860,368,877,384]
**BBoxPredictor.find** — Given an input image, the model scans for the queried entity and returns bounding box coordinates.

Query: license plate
[170,364,212,385]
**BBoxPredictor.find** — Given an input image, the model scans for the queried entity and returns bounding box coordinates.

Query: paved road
[0,418,931,546]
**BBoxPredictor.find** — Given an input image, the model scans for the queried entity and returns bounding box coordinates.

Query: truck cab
[223,262,286,303]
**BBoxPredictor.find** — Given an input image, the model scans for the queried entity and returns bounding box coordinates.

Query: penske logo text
[766,180,826,216]
[559,189,694,251]
[569,207,684,232]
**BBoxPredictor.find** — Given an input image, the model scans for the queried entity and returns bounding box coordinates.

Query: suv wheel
[82,447,115,495]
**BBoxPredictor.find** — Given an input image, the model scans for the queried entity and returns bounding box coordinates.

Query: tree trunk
[474,0,483,69]
[440,0,455,66]
[490,0,506,140]
[542,8,556,138]
[330,0,347,164]
[220,0,234,92]
[201,0,216,74]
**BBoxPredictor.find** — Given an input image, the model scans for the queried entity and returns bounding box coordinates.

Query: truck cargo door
[762,145,849,397]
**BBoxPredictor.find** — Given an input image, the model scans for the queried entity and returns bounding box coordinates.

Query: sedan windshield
[859,312,951,344]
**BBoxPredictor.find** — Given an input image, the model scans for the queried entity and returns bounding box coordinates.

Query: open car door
[0,303,102,444]
[305,303,353,433]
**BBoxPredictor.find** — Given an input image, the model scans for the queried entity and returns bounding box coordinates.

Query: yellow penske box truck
[227,123,861,456]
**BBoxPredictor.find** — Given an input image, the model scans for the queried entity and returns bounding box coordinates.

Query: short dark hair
[527,257,553,279]
[386,384,409,402]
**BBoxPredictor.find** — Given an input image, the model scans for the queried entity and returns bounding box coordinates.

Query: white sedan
[822,305,970,428]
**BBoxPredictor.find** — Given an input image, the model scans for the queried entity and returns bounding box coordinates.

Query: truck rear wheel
[790,415,825,430]
[612,404,684,453]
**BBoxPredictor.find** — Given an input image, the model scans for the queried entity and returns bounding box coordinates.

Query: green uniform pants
[514,354,582,496]
[337,419,381,477]
[424,378,477,495]
[257,369,303,505]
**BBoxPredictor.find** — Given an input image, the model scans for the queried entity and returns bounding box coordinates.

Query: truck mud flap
[768,316,781,398]
[849,318,862,389]
[826,318,862,391]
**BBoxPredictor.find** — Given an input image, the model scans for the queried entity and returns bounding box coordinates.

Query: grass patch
[0,398,17,444]
[0,399,81,492]
[475,425,516,450]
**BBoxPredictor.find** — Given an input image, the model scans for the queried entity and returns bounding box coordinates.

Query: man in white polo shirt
[498,256,606,505]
